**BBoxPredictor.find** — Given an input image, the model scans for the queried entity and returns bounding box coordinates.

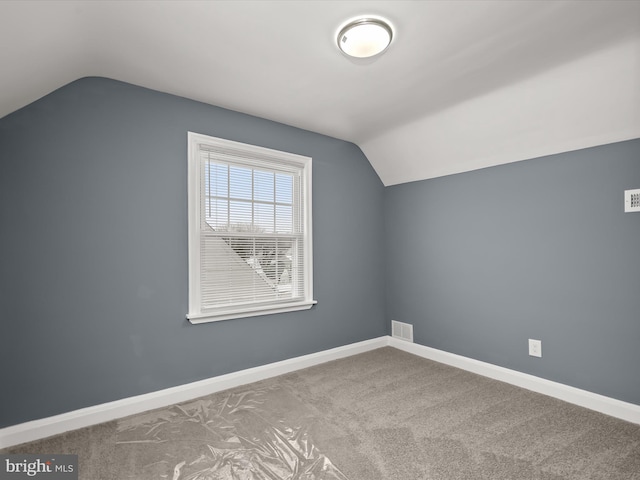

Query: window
[187,132,315,323]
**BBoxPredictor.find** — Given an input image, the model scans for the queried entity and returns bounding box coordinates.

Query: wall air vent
[391,320,413,342]
[624,189,640,213]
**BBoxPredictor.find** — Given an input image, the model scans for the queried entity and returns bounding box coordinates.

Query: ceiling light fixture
[337,17,393,58]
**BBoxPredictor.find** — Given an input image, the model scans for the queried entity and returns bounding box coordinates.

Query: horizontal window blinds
[197,142,309,315]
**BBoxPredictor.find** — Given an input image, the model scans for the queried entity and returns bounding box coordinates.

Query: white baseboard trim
[3,335,638,449]
[0,337,387,449]
[387,336,640,425]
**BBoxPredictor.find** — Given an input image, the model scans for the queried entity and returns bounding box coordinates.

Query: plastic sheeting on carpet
[115,385,348,480]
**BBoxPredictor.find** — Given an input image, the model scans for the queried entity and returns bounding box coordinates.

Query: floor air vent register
[391,320,413,342]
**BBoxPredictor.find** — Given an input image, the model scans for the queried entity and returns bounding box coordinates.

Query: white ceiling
[1,0,639,185]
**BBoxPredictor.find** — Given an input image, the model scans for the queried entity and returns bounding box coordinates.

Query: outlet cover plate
[528,339,542,358]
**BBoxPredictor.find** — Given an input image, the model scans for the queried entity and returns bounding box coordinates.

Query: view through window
[187,132,314,323]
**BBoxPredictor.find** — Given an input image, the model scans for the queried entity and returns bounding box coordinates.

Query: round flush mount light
[337,17,393,58]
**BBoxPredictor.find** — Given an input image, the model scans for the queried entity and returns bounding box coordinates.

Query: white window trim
[186,132,316,324]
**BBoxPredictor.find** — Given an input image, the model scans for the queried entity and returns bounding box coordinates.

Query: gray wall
[385,139,640,405]
[0,77,387,428]
[1,76,638,430]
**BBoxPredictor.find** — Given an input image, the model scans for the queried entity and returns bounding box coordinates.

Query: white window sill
[187,300,318,324]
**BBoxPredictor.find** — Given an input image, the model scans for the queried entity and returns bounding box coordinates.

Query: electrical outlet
[528,339,542,358]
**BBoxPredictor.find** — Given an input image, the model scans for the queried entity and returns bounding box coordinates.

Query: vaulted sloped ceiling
[1,0,639,185]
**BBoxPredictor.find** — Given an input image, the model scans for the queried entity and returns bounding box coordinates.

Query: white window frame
[187,132,315,324]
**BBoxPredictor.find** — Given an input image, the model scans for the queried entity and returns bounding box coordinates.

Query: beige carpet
[4,347,640,479]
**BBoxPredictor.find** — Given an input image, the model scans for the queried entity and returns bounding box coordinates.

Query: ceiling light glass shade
[337,18,393,58]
